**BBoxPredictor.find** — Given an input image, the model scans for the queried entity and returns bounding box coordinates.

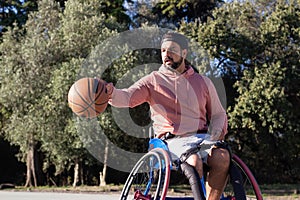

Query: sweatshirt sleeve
[109,76,150,108]
[203,76,228,138]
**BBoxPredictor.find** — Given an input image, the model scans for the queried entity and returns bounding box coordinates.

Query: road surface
[1,190,299,200]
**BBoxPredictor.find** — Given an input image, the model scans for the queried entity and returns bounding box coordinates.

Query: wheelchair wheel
[223,154,263,200]
[120,148,170,200]
[151,148,171,199]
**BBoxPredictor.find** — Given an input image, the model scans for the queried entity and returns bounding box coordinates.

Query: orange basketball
[68,77,109,118]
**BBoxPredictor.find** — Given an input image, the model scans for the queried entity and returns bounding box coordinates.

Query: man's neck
[176,63,187,74]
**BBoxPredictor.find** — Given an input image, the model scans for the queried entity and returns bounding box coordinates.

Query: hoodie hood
[157,64,195,122]
[158,64,195,78]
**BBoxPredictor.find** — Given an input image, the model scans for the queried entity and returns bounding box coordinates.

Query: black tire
[120,150,169,200]
[229,160,247,200]
[223,154,263,200]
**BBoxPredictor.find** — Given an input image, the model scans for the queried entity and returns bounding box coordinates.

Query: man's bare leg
[186,153,203,178]
[206,148,230,200]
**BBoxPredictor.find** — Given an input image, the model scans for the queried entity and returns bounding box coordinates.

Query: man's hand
[155,132,167,139]
[105,82,114,98]
[210,130,222,141]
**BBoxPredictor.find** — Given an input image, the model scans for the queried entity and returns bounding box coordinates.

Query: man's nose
[165,49,172,56]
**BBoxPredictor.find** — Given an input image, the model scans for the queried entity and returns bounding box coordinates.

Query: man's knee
[208,148,230,170]
[186,154,203,177]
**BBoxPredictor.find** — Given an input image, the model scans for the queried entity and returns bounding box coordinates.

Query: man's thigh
[166,133,215,164]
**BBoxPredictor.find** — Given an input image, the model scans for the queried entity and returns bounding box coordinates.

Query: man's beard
[166,57,184,70]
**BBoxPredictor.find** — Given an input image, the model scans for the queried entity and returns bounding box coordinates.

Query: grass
[260,184,299,196]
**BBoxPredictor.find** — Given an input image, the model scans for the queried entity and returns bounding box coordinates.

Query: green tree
[189,0,300,182]
[0,0,38,35]
[43,0,122,186]
[0,0,124,186]
[229,0,300,183]
[153,0,224,25]
[0,0,62,186]
[0,0,68,37]
[126,0,223,28]
[100,0,131,28]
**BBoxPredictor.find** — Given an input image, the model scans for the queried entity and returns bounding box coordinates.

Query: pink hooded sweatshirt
[109,65,227,137]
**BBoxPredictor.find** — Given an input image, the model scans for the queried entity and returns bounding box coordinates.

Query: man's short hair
[161,32,189,50]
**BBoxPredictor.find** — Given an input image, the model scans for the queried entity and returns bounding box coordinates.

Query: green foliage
[0,0,62,162]
[100,0,131,28]
[178,21,215,74]
[39,0,121,175]
[199,1,264,73]
[0,0,38,35]
[226,0,299,183]
[60,0,118,58]
[127,0,222,28]
[40,59,82,174]
[153,0,223,25]
[0,0,68,37]
[179,0,300,183]
[0,0,123,182]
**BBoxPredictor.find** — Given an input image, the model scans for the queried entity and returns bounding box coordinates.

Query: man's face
[161,41,185,70]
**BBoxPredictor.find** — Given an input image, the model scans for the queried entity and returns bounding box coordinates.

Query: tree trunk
[24,149,33,187]
[73,159,79,187]
[100,138,109,187]
[24,136,38,187]
[80,161,84,185]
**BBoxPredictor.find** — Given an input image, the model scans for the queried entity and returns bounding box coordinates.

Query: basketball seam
[76,105,97,117]
[95,100,108,106]
[74,83,95,111]
[88,79,94,103]
[75,79,98,118]
[68,101,86,109]
[79,102,97,113]
[95,81,105,103]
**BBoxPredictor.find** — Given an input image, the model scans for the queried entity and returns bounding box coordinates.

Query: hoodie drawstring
[175,76,178,118]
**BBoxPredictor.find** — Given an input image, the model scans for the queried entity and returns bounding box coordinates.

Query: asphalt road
[1,191,299,200]
[0,191,120,200]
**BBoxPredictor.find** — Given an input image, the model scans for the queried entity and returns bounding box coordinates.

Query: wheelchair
[119,133,263,200]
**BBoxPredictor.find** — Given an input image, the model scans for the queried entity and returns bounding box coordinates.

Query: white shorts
[165,133,216,164]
